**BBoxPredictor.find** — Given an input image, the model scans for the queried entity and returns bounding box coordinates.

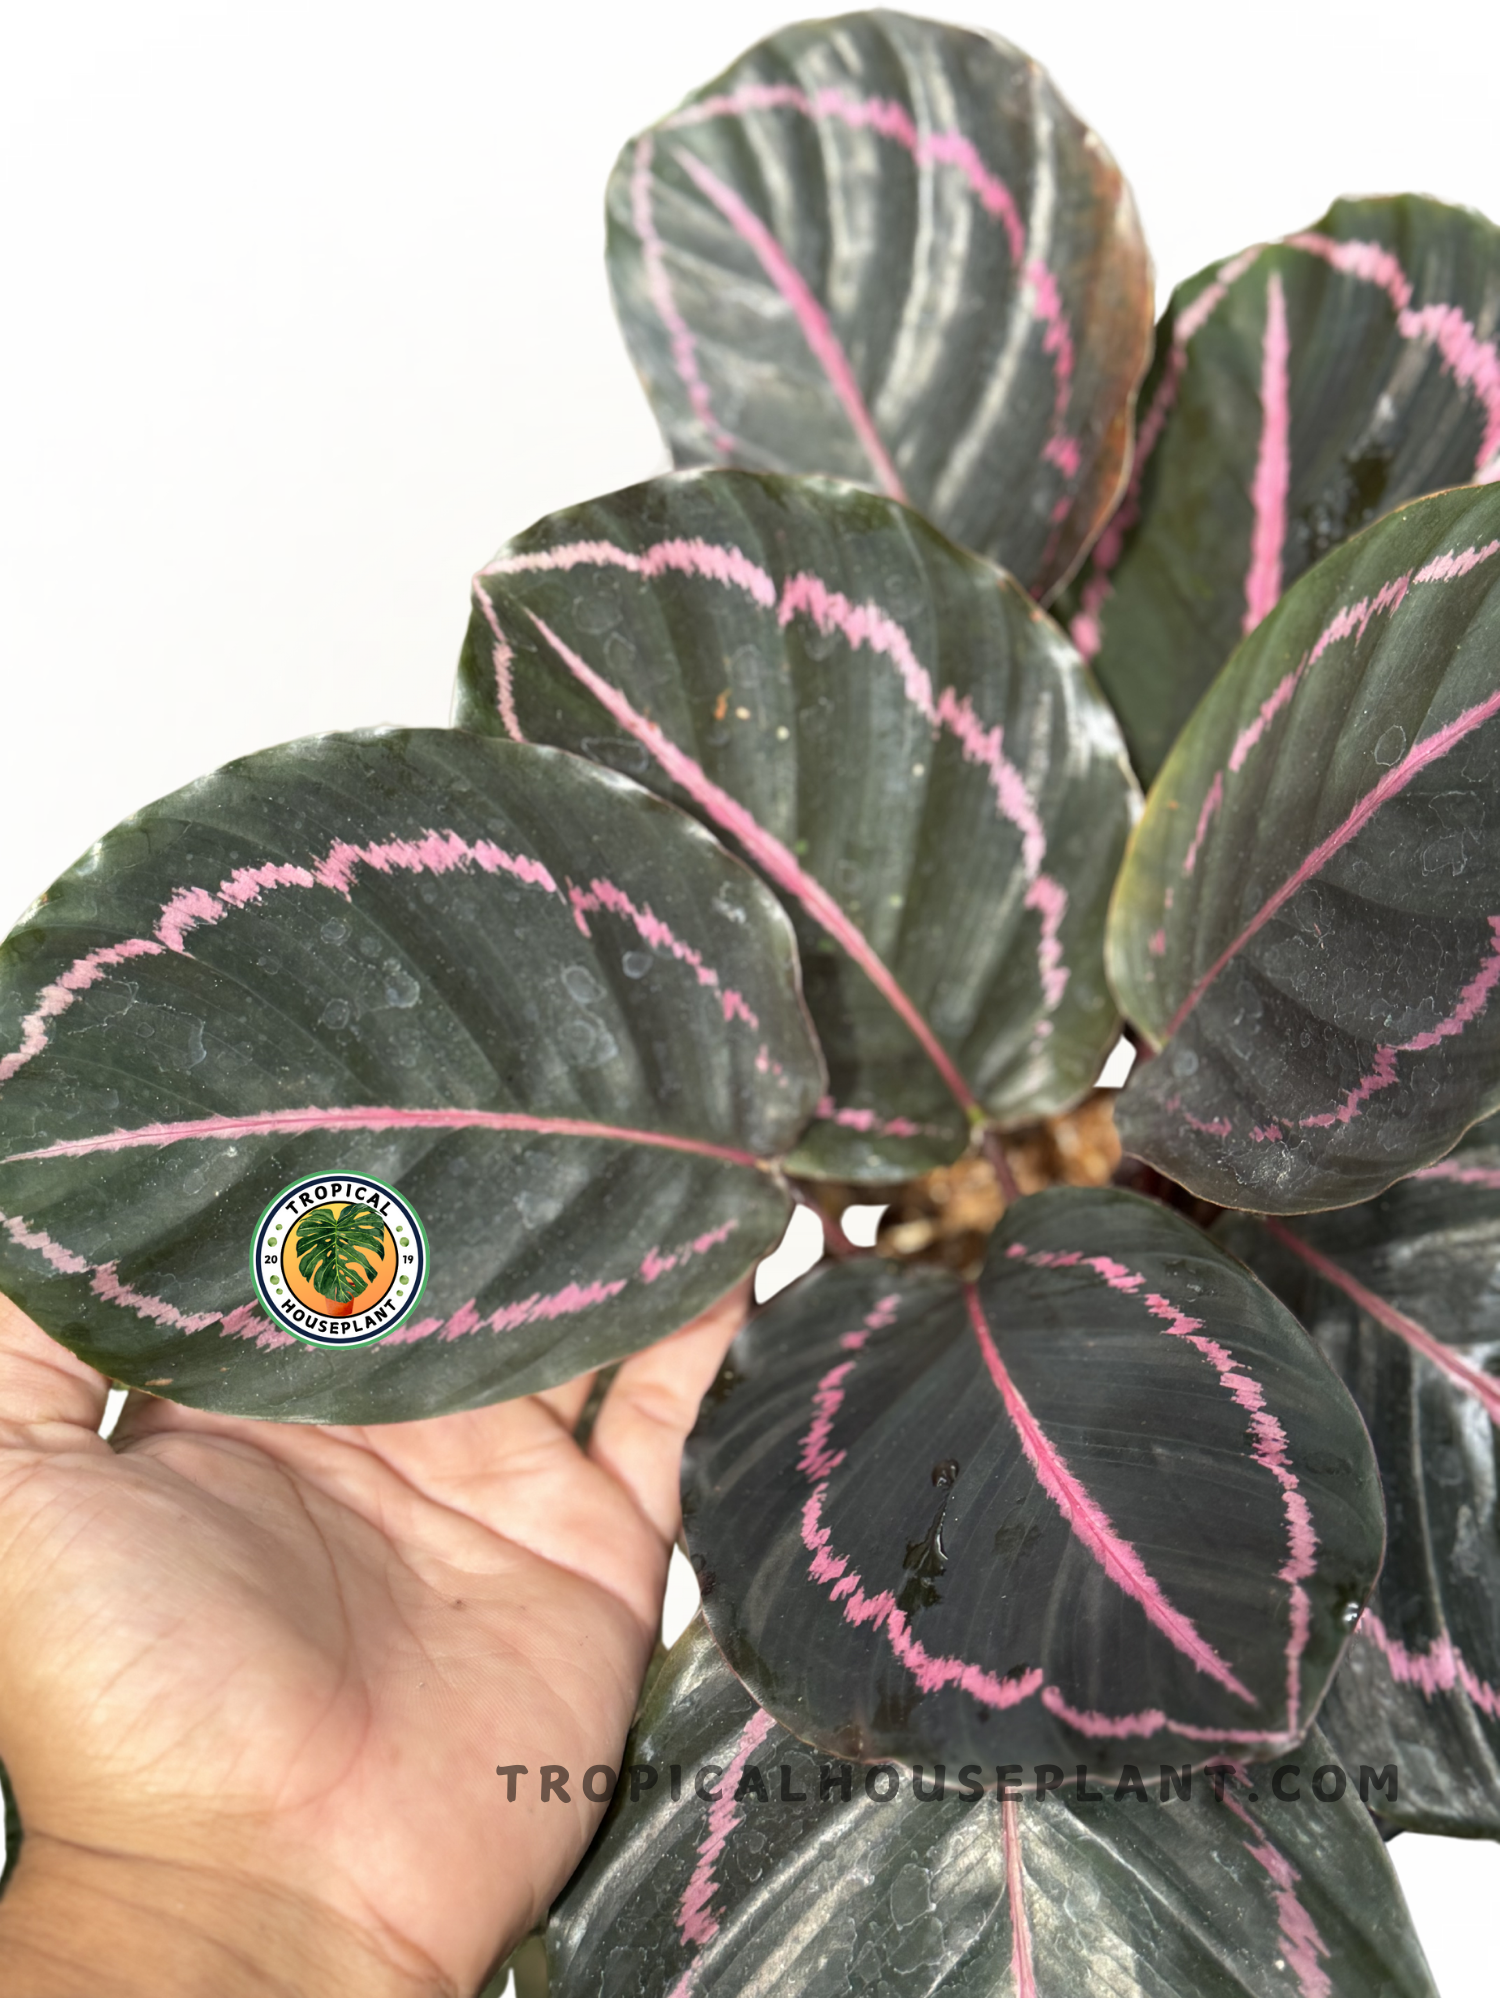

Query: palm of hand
[0,1286,744,1994]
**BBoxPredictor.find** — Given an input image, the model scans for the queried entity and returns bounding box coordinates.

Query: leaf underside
[1062,195,1500,783]
[1110,483,1500,1212]
[0,730,823,1422]
[681,1187,1383,1775]
[456,469,1138,1180]
[1220,1113,1500,1837]
[606,10,1153,599]
[548,1618,1434,1999]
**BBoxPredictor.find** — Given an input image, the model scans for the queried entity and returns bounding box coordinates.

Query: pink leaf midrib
[673,149,907,504]
[1263,1218,1500,1427]
[1165,683,1500,1041]
[964,1284,1257,1703]
[2,1104,765,1171]
[524,609,981,1119]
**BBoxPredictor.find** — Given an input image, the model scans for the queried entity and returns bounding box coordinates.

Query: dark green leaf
[1062,196,1500,780]
[605,11,1152,599]
[680,1189,1382,1775]
[1218,1115,1500,1836]
[0,731,822,1422]
[548,1618,1434,1998]
[1109,484,1500,1211]
[456,470,1138,1180]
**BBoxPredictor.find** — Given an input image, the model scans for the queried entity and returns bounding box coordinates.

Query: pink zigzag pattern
[1179,906,1500,1151]
[632,133,737,461]
[675,1706,776,1950]
[1071,225,1500,662]
[1413,1158,1500,1190]
[480,538,1071,1029]
[569,877,759,1029]
[386,1277,629,1348]
[0,1203,671,1356]
[1357,1606,1500,1720]
[1220,1789,1332,1999]
[1171,534,1497,894]
[1,823,765,1092]
[1299,915,1500,1133]
[1262,1219,1500,1430]
[1166,680,1500,1045]
[1006,1243,1316,1730]
[790,1278,1306,1748]
[0,1207,290,1349]
[966,1280,1255,1700]
[796,1292,1044,1710]
[1068,246,1262,659]
[0,832,555,1089]
[646,82,1083,498]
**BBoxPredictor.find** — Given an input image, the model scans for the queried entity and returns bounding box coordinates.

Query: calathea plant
[2,8,1499,1995]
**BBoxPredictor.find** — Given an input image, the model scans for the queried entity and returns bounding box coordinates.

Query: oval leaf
[456,469,1138,1180]
[605,11,1152,599]
[0,731,822,1421]
[549,1618,1434,1998]
[681,1188,1382,1775]
[1219,1116,1500,1837]
[1063,195,1500,781]
[1110,483,1500,1212]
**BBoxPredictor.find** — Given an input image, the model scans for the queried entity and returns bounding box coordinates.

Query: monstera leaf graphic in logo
[294,1203,388,1313]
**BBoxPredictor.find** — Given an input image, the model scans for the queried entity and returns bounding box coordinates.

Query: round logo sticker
[251,1174,428,1347]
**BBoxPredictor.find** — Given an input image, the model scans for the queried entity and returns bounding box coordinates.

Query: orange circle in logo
[283,1202,400,1319]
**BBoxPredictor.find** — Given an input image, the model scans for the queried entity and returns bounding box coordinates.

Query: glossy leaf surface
[1063,196,1500,781]
[605,10,1152,599]
[0,731,821,1421]
[681,1189,1382,1775]
[549,1619,1434,1998]
[1219,1115,1500,1836]
[456,471,1137,1180]
[1110,484,1500,1212]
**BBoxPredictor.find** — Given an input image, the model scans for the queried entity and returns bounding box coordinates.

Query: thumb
[0,1290,108,1438]
[587,1278,750,1545]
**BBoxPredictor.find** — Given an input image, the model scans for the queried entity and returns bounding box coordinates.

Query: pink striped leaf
[1060,195,1500,781]
[679,1188,1382,1777]
[1109,483,1500,1211]
[0,730,823,1422]
[1219,1112,1500,1838]
[456,470,1138,1181]
[605,11,1152,600]
[547,1617,1432,1999]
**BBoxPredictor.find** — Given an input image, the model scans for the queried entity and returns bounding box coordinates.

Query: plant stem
[981,1126,1022,1206]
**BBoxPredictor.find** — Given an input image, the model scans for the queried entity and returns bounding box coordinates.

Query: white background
[1,0,1496,1990]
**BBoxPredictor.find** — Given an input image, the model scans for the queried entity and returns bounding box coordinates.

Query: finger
[532,1368,598,1433]
[0,1288,108,1434]
[107,1384,182,1446]
[587,1278,750,1545]
[111,1357,601,1452]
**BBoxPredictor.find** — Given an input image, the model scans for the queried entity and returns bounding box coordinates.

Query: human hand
[0,1281,747,1996]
